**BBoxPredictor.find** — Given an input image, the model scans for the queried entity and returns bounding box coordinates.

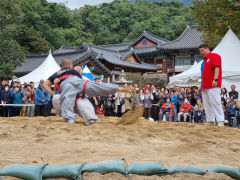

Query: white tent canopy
[170,29,240,91]
[19,53,60,85]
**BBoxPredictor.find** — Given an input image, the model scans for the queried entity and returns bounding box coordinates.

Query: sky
[47,0,114,9]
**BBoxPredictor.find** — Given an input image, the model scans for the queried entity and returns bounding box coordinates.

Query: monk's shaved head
[61,59,73,68]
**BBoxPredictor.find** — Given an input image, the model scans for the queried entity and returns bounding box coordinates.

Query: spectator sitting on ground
[35,80,50,117]
[193,98,205,123]
[178,97,192,122]
[229,85,238,100]
[159,97,174,121]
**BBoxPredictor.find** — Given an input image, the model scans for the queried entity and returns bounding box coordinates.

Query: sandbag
[169,166,206,175]
[81,159,127,175]
[208,166,240,179]
[42,164,84,180]
[127,162,168,176]
[0,164,46,180]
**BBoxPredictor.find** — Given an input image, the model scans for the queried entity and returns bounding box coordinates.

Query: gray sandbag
[0,164,46,180]
[169,166,206,175]
[42,164,84,180]
[127,162,168,176]
[208,166,240,179]
[81,159,127,175]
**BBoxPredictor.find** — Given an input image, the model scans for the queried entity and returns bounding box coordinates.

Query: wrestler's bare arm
[42,80,55,96]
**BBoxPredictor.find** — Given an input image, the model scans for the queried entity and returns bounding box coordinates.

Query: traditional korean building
[14,25,204,82]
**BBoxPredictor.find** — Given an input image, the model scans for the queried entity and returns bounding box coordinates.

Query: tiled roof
[53,46,78,54]
[14,43,160,75]
[98,43,130,51]
[129,30,170,47]
[86,43,160,71]
[158,25,203,50]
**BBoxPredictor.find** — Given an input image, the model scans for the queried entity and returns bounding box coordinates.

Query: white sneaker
[148,117,154,121]
[67,119,75,124]
[218,121,224,127]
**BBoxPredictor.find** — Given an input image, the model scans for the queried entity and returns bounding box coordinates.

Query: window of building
[175,57,192,66]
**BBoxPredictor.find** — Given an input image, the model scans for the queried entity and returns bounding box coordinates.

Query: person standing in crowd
[194,87,202,100]
[0,80,7,92]
[114,88,125,117]
[199,43,224,126]
[178,97,192,122]
[20,84,27,116]
[143,89,154,120]
[151,87,159,121]
[137,89,144,106]
[131,88,139,110]
[24,85,34,117]
[11,85,24,116]
[9,79,18,117]
[221,88,228,108]
[229,85,238,100]
[144,84,151,91]
[159,97,174,121]
[193,98,205,123]
[0,84,11,117]
[175,86,180,96]
[157,91,166,109]
[103,94,115,116]
[178,87,186,108]
[187,93,197,107]
[170,90,178,121]
[133,83,139,90]
[35,80,50,117]
[123,84,132,113]
[89,78,102,113]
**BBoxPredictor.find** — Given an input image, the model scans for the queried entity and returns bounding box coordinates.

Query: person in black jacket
[229,85,238,100]
[0,85,11,117]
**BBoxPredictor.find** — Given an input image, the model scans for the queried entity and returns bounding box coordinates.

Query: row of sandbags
[0,159,240,180]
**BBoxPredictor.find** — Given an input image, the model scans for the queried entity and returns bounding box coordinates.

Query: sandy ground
[0,116,239,179]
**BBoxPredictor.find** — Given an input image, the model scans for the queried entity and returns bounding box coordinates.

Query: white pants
[202,88,224,122]
[52,94,98,124]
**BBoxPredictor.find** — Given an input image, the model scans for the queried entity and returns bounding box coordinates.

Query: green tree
[0,0,25,79]
[191,0,240,47]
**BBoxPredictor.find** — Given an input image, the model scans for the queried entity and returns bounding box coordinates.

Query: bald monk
[43,59,119,124]
[52,66,99,125]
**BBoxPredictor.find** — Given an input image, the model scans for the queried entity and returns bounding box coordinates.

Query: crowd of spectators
[0,78,239,127]
[0,78,50,117]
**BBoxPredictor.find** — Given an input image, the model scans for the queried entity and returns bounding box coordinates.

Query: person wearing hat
[34,80,50,117]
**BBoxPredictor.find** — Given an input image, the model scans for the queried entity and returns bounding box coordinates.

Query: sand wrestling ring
[0,107,240,180]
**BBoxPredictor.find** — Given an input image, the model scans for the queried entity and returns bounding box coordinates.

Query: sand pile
[0,116,240,180]
[116,105,144,125]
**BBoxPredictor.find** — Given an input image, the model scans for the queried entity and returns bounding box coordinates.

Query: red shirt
[201,52,222,90]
